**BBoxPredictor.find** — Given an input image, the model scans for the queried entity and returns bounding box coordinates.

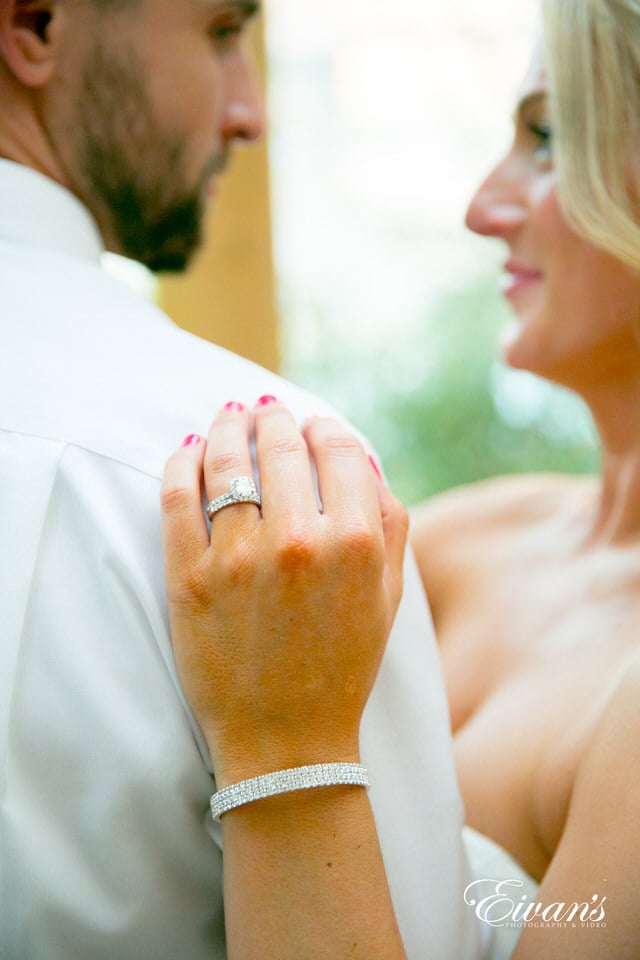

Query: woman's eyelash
[526,122,553,163]
[527,122,552,142]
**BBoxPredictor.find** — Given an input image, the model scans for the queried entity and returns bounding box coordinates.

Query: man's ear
[0,0,59,87]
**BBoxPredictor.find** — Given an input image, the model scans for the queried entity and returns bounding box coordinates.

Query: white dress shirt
[0,159,481,960]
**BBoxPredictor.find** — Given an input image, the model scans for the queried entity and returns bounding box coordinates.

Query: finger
[161,434,209,589]
[253,397,319,521]
[204,402,260,531]
[369,458,409,603]
[301,416,380,525]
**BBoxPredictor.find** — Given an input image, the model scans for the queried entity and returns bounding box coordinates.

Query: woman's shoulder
[411,472,596,551]
[590,656,640,753]
[568,654,640,839]
[410,472,597,615]
[411,470,595,523]
[521,657,640,952]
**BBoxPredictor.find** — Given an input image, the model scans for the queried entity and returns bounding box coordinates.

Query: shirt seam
[0,425,164,482]
[1,440,70,803]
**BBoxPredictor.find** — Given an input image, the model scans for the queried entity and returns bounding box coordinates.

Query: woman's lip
[501,262,543,299]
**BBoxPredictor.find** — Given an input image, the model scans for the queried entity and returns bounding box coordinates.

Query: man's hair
[543,0,640,269]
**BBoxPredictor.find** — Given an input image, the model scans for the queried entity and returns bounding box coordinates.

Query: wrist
[208,738,362,791]
[210,761,370,821]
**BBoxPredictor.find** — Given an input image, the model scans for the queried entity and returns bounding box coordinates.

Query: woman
[413,2,640,891]
[160,1,640,956]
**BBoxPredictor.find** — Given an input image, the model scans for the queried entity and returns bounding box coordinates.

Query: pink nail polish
[256,394,278,407]
[182,434,202,447]
[368,455,382,479]
[223,401,244,412]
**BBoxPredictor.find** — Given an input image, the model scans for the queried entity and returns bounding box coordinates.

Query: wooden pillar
[157,20,279,373]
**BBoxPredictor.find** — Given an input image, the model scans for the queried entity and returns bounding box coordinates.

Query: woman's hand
[161,398,410,960]
[160,398,408,788]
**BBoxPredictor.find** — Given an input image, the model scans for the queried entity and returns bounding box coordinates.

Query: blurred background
[151,0,598,506]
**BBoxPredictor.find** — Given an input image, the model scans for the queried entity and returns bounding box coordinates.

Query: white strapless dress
[463,827,540,960]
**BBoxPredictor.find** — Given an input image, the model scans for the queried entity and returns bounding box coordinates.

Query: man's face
[50,0,263,271]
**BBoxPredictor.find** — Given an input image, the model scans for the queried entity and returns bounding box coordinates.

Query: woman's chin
[498,321,547,377]
[499,319,528,369]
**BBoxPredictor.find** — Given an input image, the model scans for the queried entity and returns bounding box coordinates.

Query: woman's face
[465,45,640,390]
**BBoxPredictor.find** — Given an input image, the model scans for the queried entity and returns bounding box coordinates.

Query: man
[0,1,481,957]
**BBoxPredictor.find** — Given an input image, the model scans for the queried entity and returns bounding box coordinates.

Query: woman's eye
[527,123,553,164]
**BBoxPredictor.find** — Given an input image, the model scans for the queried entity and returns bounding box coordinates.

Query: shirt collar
[0,159,104,262]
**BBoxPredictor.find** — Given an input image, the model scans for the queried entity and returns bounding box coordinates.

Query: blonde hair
[542,0,640,269]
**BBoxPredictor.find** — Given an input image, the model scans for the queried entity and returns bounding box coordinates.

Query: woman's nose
[465,158,527,239]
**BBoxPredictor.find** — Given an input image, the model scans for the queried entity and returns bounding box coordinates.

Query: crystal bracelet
[210,762,370,821]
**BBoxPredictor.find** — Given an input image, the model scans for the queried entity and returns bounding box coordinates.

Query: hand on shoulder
[161,399,408,786]
[160,400,410,960]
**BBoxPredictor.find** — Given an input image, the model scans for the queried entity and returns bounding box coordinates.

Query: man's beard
[75,40,223,272]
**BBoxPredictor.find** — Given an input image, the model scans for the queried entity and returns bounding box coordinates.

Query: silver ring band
[206,476,261,520]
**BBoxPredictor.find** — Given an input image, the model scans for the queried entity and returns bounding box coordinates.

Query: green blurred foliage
[283,275,599,507]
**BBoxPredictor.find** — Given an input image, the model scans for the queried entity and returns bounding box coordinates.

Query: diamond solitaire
[206,475,262,520]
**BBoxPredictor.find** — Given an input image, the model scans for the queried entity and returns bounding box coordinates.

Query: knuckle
[207,451,246,478]
[181,564,211,606]
[273,523,317,568]
[265,435,307,460]
[169,557,210,608]
[175,540,256,606]
[216,539,256,586]
[160,483,191,516]
[337,519,381,562]
[322,432,363,458]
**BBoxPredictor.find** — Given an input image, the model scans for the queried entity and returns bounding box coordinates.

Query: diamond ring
[206,476,262,521]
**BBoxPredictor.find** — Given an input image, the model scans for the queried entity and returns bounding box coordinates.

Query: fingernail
[223,401,244,412]
[182,434,202,447]
[368,455,382,479]
[256,394,278,407]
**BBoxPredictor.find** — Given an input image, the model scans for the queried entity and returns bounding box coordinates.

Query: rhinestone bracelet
[210,762,370,821]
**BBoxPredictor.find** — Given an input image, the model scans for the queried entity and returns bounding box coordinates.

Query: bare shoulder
[556,656,640,855]
[411,472,593,542]
[551,656,640,904]
[513,658,640,957]
[578,656,640,785]
[409,472,596,618]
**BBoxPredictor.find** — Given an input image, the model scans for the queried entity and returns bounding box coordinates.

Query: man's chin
[121,209,205,273]
[143,237,202,273]
[145,251,192,274]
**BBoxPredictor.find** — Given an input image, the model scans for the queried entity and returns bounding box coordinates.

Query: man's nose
[221,54,265,144]
[465,158,527,239]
